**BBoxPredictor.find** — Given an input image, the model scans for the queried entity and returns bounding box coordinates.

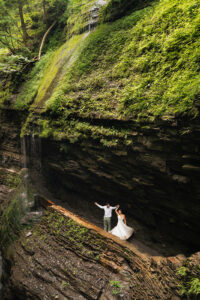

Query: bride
[110,207,134,240]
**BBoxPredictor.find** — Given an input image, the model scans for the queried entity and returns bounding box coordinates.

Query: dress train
[110,215,134,240]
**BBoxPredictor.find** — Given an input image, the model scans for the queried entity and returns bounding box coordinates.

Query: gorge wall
[0,103,200,299]
[0,109,25,211]
[0,109,24,298]
[1,0,200,298]
[0,109,24,170]
[37,116,200,256]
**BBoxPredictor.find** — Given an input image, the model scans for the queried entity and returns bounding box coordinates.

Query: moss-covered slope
[43,0,200,120]
[13,0,200,141]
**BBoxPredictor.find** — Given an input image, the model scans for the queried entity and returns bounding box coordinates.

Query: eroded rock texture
[0,109,25,211]
[0,110,200,299]
[0,109,24,171]
[38,117,200,255]
[3,208,186,300]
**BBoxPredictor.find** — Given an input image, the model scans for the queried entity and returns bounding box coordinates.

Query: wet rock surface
[0,109,200,299]
[0,109,24,225]
[2,208,192,300]
[39,117,200,256]
[0,109,25,170]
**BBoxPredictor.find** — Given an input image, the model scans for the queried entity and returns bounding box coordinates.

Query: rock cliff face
[38,116,200,256]
[0,109,25,211]
[1,0,200,298]
[0,109,24,298]
[0,109,200,299]
[0,109,24,171]
[1,207,185,300]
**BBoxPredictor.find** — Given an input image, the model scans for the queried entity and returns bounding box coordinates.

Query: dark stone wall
[1,108,199,254]
[39,117,200,253]
[0,109,27,211]
[0,109,26,170]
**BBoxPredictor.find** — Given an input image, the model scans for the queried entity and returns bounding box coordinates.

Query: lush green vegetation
[42,209,105,259]
[0,0,106,107]
[0,0,70,106]
[43,0,200,121]
[1,0,200,142]
[0,169,21,188]
[66,0,99,36]
[0,183,25,248]
[177,264,200,297]
[14,50,55,109]
[0,0,69,55]
[101,0,152,21]
[0,171,39,248]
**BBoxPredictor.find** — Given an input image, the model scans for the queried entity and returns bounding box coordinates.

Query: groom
[94,202,119,232]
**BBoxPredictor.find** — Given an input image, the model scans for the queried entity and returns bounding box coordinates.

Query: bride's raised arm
[115,207,119,216]
[123,215,127,224]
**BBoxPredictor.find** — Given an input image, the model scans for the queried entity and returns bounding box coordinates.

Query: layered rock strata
[36,117,200,255]
[2,206,189,300]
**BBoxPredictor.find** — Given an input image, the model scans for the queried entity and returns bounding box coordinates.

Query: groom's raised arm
[94,202,104,209]
[111,204,119,210]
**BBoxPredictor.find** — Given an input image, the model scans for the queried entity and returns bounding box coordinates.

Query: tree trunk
[18,2,29,44]
[38,21,56,60]
[42,0,48,23]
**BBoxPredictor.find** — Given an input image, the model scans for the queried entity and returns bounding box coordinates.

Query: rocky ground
[2,207,190,300]
[0,109,200,299]
[36,117,200,257]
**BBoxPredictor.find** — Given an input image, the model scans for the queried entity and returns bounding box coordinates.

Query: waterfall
[21,135,42,170]
[21,136,29,210]
[21,136,27,169]
[87,0,107,33]
[30,134,42,171]
[20,135,44,224]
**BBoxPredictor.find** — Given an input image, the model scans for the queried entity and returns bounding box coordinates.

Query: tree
[42,0,48,23]
[18,0,29,43]
[5,0,30,44]
[0,0,69,56]
[0,0,22,53]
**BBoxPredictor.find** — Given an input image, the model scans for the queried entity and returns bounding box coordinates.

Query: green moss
[6,173,21,188]
[66,0,104,36]
[110,280,124,295]
[100,0,152,22]
[44,0,200,119]
[43,209,106,259]
[14,51,55,109]
[61,280,69,289]
[0,185,24,247]
[17,0,200,142]
[34,33,88,108]
[0,172,40,250]
[0,84,12,107]
[177,264,200,297]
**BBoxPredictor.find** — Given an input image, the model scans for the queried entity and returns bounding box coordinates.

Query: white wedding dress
[110,215,134,240]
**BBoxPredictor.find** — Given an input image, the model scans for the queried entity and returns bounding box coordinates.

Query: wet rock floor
[43,192,190,258]
[30,171,195,258]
